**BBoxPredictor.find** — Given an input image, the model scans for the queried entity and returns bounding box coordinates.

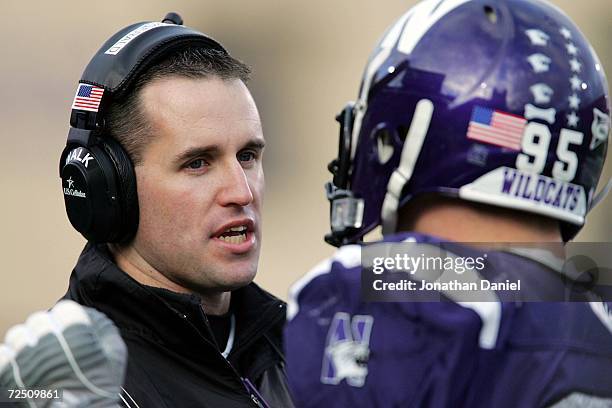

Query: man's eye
[187,159,206,169]
[238,151,256,162]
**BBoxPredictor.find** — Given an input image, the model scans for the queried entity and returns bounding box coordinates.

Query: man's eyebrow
[174,146,221,164]
[242,139,266,150]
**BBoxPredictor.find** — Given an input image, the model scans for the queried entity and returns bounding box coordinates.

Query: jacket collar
[65,242,286,356]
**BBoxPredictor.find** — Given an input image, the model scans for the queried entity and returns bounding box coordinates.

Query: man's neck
[398,196,563,243]
[107,243,231,315]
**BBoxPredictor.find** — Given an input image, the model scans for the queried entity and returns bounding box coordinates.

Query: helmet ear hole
[483,5,498,24]
[373,127,394,165]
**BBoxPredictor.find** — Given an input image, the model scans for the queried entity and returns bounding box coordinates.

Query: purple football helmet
[325,0,610,246]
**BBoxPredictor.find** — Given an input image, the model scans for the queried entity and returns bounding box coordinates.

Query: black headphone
[59,13,227,243]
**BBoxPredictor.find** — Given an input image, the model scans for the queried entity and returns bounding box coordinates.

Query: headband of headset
[67,14,227,144]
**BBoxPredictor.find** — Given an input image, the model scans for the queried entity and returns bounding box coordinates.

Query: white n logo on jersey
[321,312,374,387]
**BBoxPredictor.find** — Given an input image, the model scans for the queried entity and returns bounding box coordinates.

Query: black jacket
[64,243,294,408]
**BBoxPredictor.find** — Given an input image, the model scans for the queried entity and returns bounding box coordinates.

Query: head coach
[58,12,293,408]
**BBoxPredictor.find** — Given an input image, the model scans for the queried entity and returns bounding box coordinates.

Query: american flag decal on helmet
[467,106,527,151]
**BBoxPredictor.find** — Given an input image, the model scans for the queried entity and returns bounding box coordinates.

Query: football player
[285,0,612,406]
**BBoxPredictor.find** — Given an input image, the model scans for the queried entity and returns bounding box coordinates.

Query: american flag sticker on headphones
[71,83,104,112]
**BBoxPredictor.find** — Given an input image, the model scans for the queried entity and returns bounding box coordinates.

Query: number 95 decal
[516,123,583,182]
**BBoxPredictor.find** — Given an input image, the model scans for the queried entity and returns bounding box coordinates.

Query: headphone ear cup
[60,143,122,243]
[101,138,139,243]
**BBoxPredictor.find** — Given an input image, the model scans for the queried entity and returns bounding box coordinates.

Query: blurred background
[1,0,610,334]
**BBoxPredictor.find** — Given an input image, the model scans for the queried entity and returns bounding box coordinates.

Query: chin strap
[381,99,434,235]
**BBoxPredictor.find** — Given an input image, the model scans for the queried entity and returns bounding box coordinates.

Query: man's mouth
[212,219,256,252]
[217,225,248,244]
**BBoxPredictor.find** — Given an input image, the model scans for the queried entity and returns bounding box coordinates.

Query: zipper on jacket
[250,393,266,408]
[243,377,270,408]
[177,307,272,407]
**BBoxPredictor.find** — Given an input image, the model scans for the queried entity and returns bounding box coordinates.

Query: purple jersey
[285,233,612,407]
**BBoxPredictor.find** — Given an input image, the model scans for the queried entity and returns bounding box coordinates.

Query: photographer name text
[372,279,521,292]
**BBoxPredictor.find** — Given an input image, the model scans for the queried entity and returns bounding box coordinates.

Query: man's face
[132,75,264,293]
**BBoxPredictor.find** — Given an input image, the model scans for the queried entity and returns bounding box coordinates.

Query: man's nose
[217,162,254,207]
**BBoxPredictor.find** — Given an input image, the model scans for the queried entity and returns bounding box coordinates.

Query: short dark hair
[106,47,251,165]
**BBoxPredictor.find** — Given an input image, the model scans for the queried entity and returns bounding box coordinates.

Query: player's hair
[107,47,251,165]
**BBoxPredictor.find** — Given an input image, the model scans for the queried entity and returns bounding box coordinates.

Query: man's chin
[211,265,258,292]
[226,272,258,291]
